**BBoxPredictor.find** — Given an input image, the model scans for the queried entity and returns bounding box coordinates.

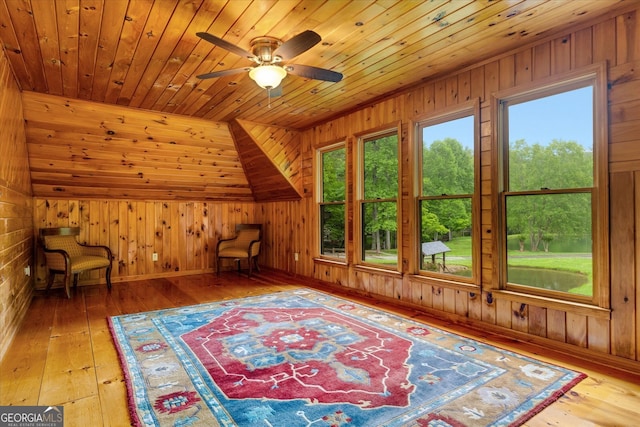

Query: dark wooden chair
[216,224,262,276]
[39,227,113,298]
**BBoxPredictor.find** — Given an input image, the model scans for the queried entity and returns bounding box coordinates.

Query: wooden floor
[1,270,639,426]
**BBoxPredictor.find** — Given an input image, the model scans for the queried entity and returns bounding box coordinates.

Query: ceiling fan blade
[196,67,251,79]
[286,64,343,82]
[273,30,321,60]
[196,32,255,60]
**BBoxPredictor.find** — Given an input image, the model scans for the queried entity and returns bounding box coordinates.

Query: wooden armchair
[216,224,262,276]
[39,227,113,298]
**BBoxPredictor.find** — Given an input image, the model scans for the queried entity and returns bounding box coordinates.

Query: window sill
[490,289,611,319]
[313,257,348,267]
[408,274,480,293]
[354,264,403,278]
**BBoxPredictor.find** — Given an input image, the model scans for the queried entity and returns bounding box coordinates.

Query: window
[417,108,477,281]
[498,68,607,305]
[357,130,399,268]
[318,145,346,259]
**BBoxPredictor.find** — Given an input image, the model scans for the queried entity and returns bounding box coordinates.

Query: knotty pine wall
[262,7,640,372]
[0,47,33,361]
[32,200,259,287]
[31,199,301,288]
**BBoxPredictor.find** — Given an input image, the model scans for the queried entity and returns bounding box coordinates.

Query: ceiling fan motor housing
[251,37,283,64]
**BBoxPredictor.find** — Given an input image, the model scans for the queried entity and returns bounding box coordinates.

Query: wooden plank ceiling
[0,0,629,201]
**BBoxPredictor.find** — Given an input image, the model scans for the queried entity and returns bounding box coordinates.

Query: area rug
[108,289,585,426]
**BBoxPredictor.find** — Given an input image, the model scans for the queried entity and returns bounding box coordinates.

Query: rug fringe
[508,373,587,426]
[107,316,144,427]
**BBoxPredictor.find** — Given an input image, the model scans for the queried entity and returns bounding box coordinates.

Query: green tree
[363,135,398,253]
[321,148,346,249]
[423,138,474,195]
[322,148,345,202]
[507,139,592,251]
[420,206,448,240]
[421,138,473,242]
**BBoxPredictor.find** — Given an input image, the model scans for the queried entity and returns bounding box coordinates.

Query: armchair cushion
[218,247,252,258]
[70,255,111,273]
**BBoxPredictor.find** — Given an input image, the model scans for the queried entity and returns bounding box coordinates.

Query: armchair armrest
[42,247,71,272]
[217,237,237,252]
[79,243,113,260]
[248,240,261,257]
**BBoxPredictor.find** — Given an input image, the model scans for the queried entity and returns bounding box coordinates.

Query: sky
[508,86,593,149]
[422,86,593,151]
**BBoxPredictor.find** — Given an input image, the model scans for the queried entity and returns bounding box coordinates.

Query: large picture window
[358,130,399,268]
[318,145,346,259]
[498,68,607,305]
[417,109,477,281]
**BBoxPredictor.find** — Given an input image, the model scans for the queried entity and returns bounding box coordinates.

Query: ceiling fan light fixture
[249,65,287,89]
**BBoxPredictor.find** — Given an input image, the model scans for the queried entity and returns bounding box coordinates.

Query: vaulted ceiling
[0,0,630,201]
[1,0,628,130]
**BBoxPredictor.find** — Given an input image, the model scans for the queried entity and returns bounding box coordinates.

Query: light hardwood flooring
[1,270,639,426]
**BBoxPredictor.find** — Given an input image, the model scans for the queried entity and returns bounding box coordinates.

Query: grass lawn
[362,236,592,295]
[447,236,592,295]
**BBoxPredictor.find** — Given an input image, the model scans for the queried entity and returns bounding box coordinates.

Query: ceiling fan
[195,30,343,99]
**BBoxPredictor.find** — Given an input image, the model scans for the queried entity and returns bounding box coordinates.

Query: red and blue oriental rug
[108,289,585,426]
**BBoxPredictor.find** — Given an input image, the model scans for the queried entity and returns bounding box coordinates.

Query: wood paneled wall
[21,92,305,203]
[30,197,307,290]
[31,200,257,288]
[0,47,33,361]
[229,119,302,202]
[261,7,640,372]
[21,92,252,201]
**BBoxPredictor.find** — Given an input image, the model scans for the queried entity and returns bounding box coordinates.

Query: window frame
[316,141,348,262]
[414,101,481,285]
[495,63,609,308]
[355,126,401,271]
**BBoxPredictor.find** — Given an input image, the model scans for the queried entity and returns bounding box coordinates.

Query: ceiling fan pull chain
[267,87,272,109]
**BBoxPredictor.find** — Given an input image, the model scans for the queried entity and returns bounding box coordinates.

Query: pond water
[451,265,588,293]
[507,266,588,293]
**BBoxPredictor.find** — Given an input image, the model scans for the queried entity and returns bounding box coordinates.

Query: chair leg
[236,259,241,274]
[106,266,112,290]
[45,271,55,294]
[63,271,71,299]
[253,257,260,273]
[217,257,221,276]
[248,257,252,277]
[73,273,79,288]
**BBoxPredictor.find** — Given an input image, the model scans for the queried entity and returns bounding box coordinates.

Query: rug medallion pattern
[109,290,585,426]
